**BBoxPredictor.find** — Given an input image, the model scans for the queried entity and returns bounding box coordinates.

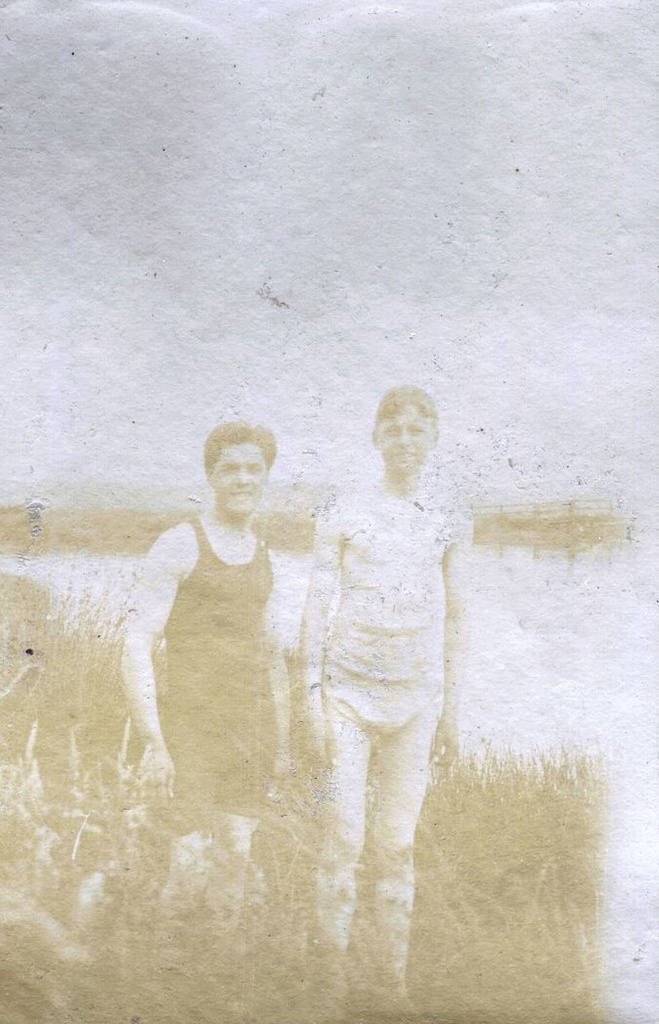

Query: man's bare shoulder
[315,482,376,540]
[422,474,473,542]
[315,486,347,531]
[143,521,199,579]
[442,537,474,589]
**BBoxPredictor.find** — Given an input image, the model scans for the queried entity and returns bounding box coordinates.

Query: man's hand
[139,742,175,799]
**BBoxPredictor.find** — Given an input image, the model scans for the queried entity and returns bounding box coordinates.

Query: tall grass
[412,751,604,1024]
[0,575,605,1024]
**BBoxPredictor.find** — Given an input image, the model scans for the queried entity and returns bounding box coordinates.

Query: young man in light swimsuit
[302,386,469,1010]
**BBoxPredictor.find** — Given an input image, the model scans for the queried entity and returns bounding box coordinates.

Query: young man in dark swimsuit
[122,421,290,924]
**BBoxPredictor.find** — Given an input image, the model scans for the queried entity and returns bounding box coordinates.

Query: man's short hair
[203,421,277,477]
[374,386,438,430]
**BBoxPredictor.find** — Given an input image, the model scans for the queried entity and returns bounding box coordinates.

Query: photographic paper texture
[0,1,656,1022]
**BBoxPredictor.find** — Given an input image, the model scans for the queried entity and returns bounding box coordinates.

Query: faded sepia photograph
[0,1,657,1022]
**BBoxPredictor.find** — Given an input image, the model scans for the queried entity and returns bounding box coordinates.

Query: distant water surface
[0,545,653,763]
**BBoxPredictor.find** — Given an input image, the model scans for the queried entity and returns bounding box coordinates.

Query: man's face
[373,405,438,477]
[208,443,268,519]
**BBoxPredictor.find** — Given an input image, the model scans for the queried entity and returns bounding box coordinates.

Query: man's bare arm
[122,524,197,791]
[300,511,342,750]
[265,585,292,774]
[435,540,471,764]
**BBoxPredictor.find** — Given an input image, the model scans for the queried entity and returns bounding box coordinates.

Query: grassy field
[0,579,606,1024]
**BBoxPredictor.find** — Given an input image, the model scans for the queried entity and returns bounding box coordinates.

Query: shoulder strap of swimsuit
[192,518,268,569]
[190,517,216,564]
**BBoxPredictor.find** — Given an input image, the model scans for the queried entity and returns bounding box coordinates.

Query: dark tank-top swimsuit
[159,519,276,827]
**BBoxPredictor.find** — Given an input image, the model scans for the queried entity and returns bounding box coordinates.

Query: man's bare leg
[315,708,370,1007]
[371,702,438,1001]
[162,813,256,930]
[206,812,258,936]
[162,830,214,912]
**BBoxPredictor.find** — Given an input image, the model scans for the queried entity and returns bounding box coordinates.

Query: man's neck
[382,469,420,500]
[209,506,252,535]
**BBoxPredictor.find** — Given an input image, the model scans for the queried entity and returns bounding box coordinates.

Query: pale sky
[0,0,655,526]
